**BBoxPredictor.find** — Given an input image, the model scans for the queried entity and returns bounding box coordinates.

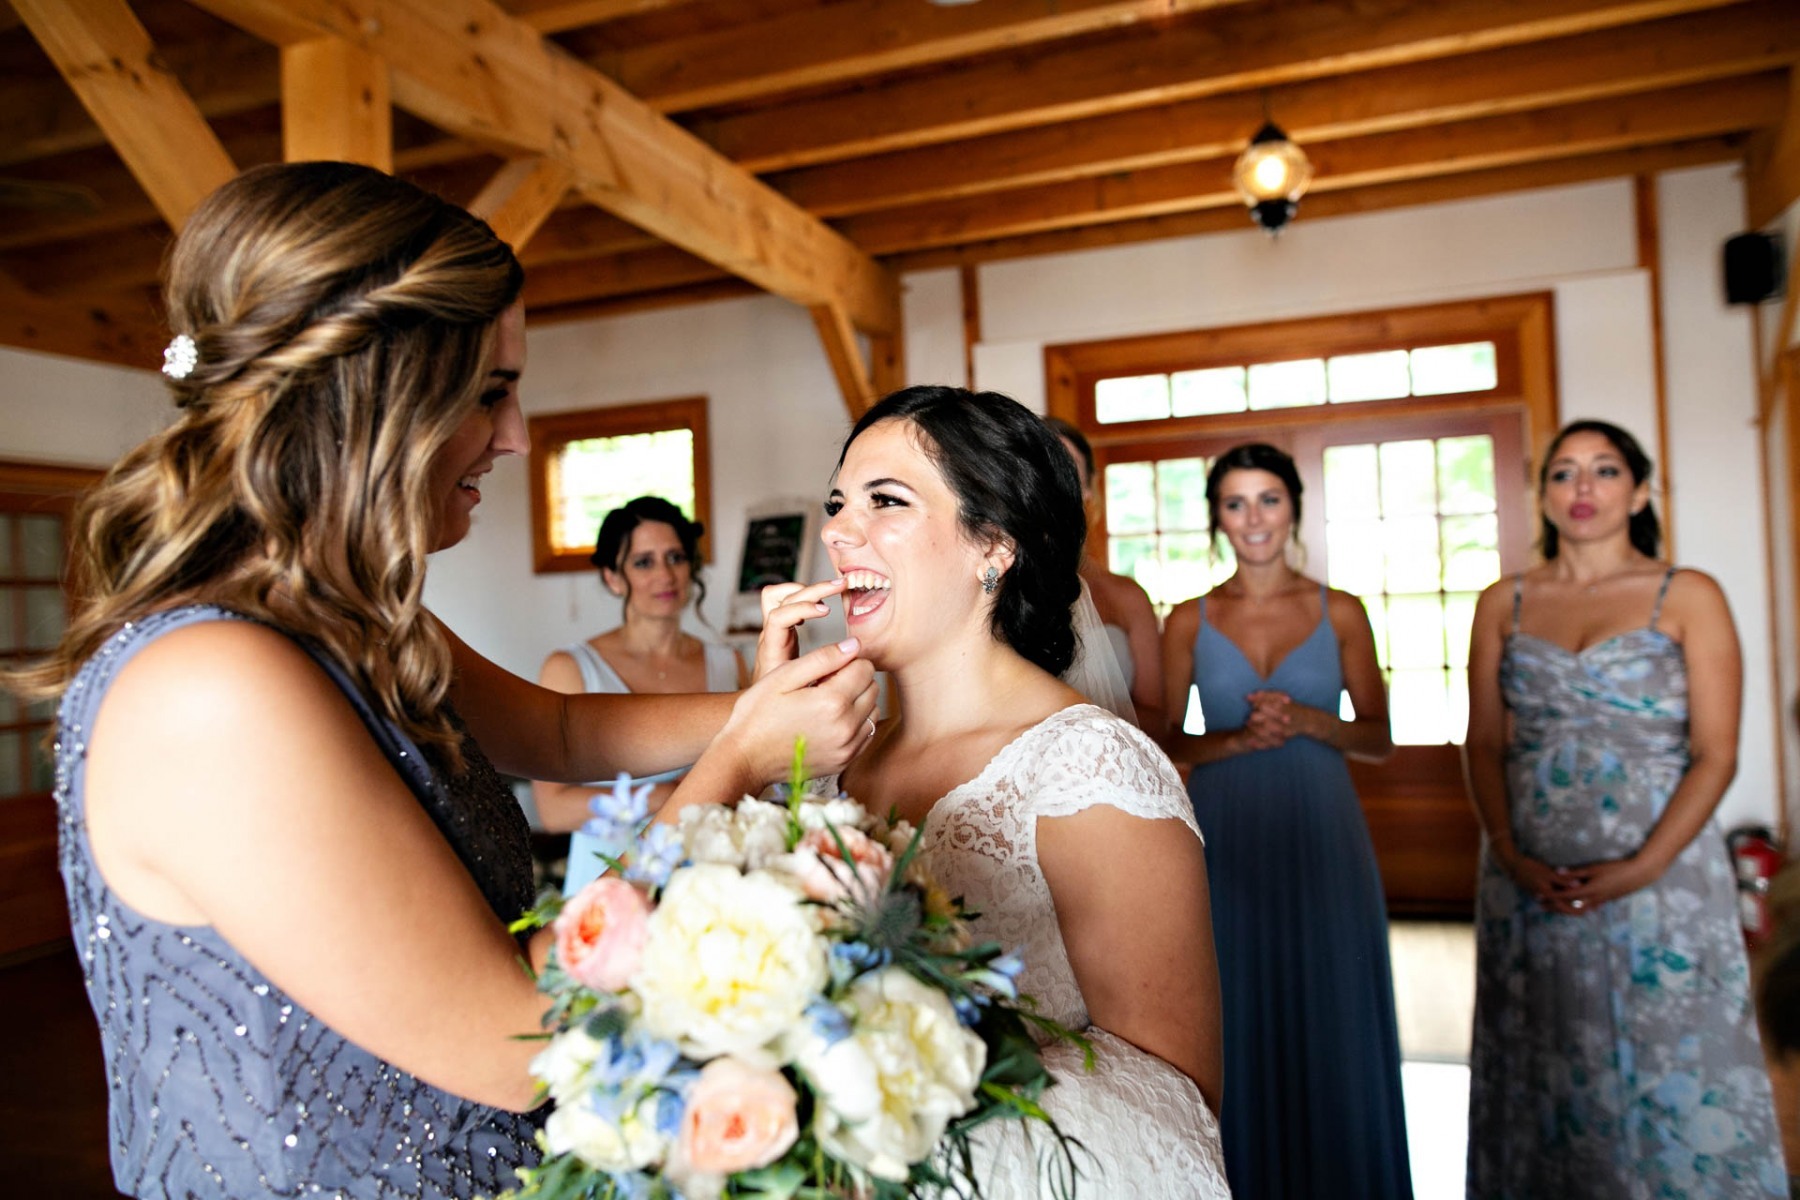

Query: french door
[1095,409,1530,914]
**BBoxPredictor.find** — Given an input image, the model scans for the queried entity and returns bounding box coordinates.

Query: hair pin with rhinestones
[161,333,198,380]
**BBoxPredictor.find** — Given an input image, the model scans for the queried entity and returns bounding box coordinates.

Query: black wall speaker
[1723,231,1785,306]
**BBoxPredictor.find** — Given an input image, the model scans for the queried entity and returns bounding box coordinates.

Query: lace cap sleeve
[1023,706,1202,842]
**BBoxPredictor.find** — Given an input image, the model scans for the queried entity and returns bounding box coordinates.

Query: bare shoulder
[1661,566,1734,632]
[99,618,361,756]
[1471,574,1518,625]
[1324,586,1373,625]
[538,647,584,693]
[1163,596,1201,639]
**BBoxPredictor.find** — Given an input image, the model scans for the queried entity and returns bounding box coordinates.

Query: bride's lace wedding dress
[914,703,1232,1199]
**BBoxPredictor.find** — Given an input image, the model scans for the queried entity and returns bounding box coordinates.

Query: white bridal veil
[1062,580,1138,726]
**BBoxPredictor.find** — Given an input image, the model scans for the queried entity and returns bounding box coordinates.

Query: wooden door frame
[0,459,103,959]
[1043,293,1560,915]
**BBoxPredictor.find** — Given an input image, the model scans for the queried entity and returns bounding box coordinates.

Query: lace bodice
[915,704,1200,1028]
[831,704,1231,1198]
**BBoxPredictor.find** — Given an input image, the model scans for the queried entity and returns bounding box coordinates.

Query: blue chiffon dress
[1186,587,1413,1200]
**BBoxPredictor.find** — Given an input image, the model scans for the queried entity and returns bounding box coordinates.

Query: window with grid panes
[1,507,73,797]
[527,397,712,573]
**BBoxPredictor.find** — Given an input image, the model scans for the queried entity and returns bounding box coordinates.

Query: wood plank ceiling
[1,0,1797,372]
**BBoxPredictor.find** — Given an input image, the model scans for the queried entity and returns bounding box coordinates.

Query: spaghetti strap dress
[1466,569,1786,1198]
[1186,585,1413,1200]
[562,639,739,894]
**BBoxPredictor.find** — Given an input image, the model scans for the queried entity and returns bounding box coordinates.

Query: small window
[527,397,712,573]
[1091,338,1500,425]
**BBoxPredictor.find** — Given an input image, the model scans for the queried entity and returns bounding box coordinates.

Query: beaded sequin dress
[1467,572,1786,1198]
[56,606,542,1199]
[837,705,1232,1199]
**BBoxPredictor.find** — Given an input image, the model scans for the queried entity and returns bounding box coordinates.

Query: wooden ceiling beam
[520,244,728,309]
[811,301,877,418]
[886,138,1747,272]
[0,269,165,367]
[604,0,1254,114]
[770,2,1800,218]
[528,278,762,326]
[499,0,693,35]
[838,75,1784,254]
[13,0,238,230]
[468,156,575,250]
[1746,67,1800,228]
[0,22,275,168]
[695,0,1747,172]
[187,0,900,334]
[281,37,392,169]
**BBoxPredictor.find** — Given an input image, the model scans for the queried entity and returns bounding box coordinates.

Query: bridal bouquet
[506,745,1080,1200]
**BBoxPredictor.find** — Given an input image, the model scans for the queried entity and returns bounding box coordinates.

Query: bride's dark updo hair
[836,386,1085,677]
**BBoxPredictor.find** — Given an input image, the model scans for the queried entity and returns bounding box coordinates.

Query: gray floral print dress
[1467,570,1785,1198]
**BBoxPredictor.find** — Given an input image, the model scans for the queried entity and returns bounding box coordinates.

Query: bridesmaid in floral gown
[1463,420,1785,1198]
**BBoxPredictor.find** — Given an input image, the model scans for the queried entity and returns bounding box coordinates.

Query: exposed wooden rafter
[692,0,1746,171]
[600,0,1255,113]
[0,0,1793,361]
[11,0,237,229]
[183,0,900,336]
[469,156,576,251]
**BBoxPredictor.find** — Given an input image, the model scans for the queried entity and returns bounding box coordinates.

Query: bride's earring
[981,566,1000,595]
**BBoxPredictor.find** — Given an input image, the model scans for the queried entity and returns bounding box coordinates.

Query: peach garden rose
[553,876,650,992]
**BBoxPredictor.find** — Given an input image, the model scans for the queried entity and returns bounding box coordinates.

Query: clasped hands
[1236,689,1333,752]
[1496,845,1667,916]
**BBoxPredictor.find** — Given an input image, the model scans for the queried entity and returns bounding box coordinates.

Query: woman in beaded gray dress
[7,163,877,1200]
[1463,420,1784,1198]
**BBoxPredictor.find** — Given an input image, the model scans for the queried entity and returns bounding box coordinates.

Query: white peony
[734,799,792,870]
[543,1100,667,1172]
[804,967,986,1181]
[679,804,746,868]
[530,1027,606,1103]
[632,863,827,1063]
[796,796,872,836]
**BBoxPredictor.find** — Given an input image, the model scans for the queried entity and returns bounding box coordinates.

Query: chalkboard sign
[736,513,808,592]
[728,498,821,632]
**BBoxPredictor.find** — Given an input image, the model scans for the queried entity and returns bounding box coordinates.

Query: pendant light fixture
[1232,118,1313,235]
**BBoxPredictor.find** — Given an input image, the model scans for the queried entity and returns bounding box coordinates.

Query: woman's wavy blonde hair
[10,161,524,766]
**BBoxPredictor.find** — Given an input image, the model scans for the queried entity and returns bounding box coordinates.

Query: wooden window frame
[526,396,713,575]
[1046,292,1559,463]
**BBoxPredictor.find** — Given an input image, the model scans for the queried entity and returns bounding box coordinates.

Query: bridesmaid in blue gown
[1161,442,1413,1200]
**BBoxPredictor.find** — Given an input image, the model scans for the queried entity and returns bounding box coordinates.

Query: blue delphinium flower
[804,997,853,1048]
[828,940,891,988]
[625,822,685,890]
[581,774,657,862]
[965,950,1026,1001]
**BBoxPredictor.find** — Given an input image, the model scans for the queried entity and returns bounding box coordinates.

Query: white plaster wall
[1656,165,1778,832]
[969,171,1775,830]
[423,291,856,679]
[0,169,1781,829]
[0,348,166,467]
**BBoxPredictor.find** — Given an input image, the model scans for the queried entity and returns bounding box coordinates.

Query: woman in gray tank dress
[6,163,877,1199]
[533,496,745,894]
[1464,420,1784,1198]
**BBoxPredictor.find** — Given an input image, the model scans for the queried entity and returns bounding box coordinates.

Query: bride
[753,385,1231,1198]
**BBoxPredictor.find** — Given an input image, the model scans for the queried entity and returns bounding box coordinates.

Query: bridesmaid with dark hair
[1463,419,1784,1197]
[1161,442,1412,1200]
